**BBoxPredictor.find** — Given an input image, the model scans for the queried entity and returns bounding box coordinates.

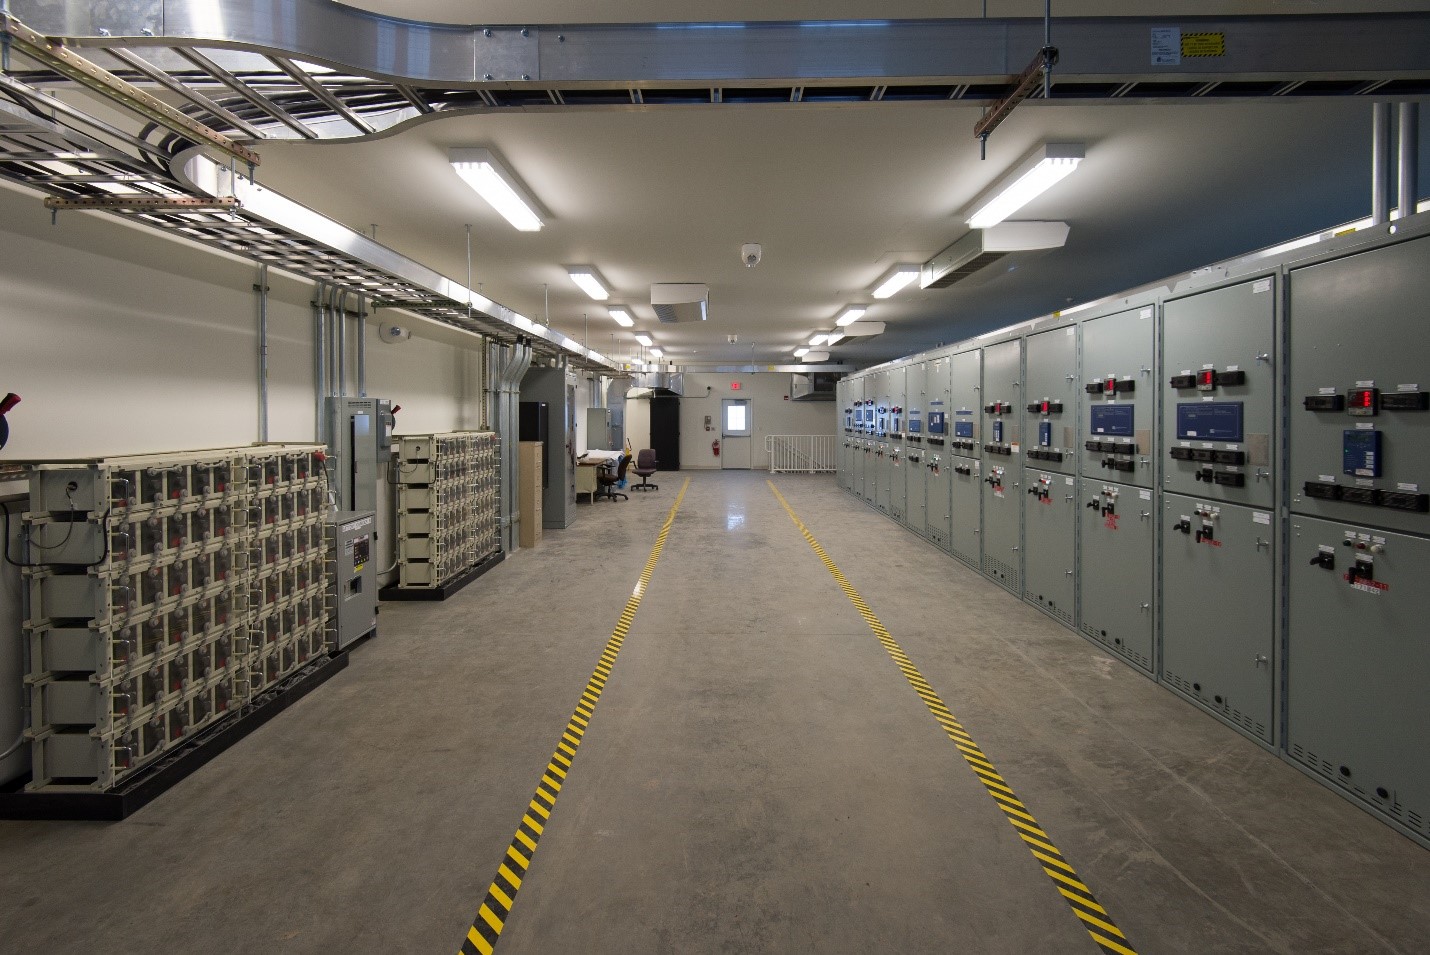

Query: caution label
[1181,32,1226,58]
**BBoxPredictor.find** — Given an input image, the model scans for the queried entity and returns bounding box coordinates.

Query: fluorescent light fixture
[634,333,653,347]
[567,266,610,301]
[835,306,868,327]
[872,265,920,299]
[840,321,886,337]
[794,347,810,357]
[608,306,635,327]
[965,142,1084,230]
[448,148,544,232]
[826,330,846,345]
[809,334,829,347]
[649,347,664,358]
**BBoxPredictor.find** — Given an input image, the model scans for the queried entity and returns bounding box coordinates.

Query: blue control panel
[1176,401,1245,442]
[907,413,922,434]
[1039,421,1052,447]
[992,420,1004,442]
[954,420,974,438]
[1090,404,1135,437]
[1343,429,1383,477]
[927,411,946,435]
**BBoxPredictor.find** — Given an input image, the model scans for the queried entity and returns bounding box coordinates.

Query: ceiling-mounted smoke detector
[652,283,709,323]
[920,221,1070,289]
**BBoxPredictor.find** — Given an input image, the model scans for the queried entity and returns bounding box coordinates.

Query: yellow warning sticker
[1181,32,1225,58]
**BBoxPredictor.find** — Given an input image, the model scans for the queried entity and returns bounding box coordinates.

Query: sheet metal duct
[920,221,1070,289]
[652,284,708,323]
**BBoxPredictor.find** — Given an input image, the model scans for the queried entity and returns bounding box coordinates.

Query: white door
[721,399,753,469]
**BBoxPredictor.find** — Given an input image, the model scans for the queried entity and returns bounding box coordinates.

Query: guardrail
[766,435,835,473]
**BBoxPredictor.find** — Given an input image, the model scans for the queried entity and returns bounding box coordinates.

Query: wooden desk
[576,462,599,502]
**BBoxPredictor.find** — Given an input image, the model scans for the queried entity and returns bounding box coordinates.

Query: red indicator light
[1198,370,1216,389]
[1040,400,1051,414]
[1349,389,1374,408]
[1104,377,1117,394]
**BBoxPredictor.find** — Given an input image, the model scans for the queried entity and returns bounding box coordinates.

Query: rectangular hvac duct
[920,221,1070,289]
[652,283,709,322]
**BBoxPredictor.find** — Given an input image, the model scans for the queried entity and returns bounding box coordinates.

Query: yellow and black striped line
[768,480,1138,955]
[457,478,691,955]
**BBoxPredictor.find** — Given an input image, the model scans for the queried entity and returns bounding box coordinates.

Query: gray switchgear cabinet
[902,362,927,536]
[1022,470,1077,626]
[834,210,1430,848]
[884,368,906,523]
[1287,516,1430,843]
[1287,236,1430,537]
[1162,278,1277,508]
[923,356,954,551]
[1023,326,1079,475]
[1079,478,1155,673]
[1082,305,1156,488]
[980,340,1022,592]
[1161,493,1278,744]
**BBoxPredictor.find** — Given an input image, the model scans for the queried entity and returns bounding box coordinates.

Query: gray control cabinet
[1080,478,1156,673]
[1083,305,1156,488]
[949,455,981,567]
[1022,469,1078,627]
[949,349,982,459]
[886,367,907,523]
[1288,236,1430,536]
[981,340,1022,591]
[1163,278,1278,508]
[328,510,377,650]
[836,380,852,491]
[1023,326,1079,475]
[1287,516,1430,844]
[1161,493,1278,744]
[903,361,928,536]
[924,356,954,549]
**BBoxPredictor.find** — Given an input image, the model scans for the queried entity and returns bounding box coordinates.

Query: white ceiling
[249,91,1423,366]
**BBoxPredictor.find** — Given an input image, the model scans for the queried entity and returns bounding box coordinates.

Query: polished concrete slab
[0,471,1425,954]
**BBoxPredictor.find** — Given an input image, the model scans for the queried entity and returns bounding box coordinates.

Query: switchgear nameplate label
[1176,402,1244,442]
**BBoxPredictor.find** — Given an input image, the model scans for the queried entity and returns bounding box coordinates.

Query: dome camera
[741,243,763,268]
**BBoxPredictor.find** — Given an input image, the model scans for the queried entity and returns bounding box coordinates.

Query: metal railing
[766,435,836,473]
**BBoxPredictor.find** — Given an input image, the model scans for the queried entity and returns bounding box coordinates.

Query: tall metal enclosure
[521,365,578,530]
[1285,234,1430,844]
[836,381,854,492]
[1160,277,1280,744]
[1021,326,1079,626]
[488,341,532,554]
[948,350,983,567]
[980,340,1023,592]
[924,355,955,552]
[1079,303,1158,673]
[886,368,908,523]
[903,362,928,537]
[871,370,894,515]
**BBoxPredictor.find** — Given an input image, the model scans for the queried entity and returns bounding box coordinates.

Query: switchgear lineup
[836,215,1430,849]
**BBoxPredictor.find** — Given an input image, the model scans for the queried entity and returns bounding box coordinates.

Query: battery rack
[384,431,502,601]
[13,444,333,797]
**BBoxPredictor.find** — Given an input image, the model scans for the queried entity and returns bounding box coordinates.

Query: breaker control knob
[1309,551,1336,570]
[1173,519,1191,534]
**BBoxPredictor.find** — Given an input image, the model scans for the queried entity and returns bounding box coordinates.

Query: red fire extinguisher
[712,439,721,457]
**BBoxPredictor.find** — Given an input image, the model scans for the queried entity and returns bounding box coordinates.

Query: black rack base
[0,651,349,821]
[379,550,504,602]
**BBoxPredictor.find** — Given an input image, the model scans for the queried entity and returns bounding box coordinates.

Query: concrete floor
[1,471,1427,954]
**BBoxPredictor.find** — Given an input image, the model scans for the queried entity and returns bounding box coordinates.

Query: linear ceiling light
[871,265,920,299]
[649,347,664,358]
[608,306,635,327]
[634,333,653,347]
[448,148,544,232]
[965,142,1084,230]
[835,306,868,327]
[567,266,610,301]
[809,334,829,347]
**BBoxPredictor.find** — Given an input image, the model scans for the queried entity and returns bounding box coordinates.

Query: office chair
[632,448,659,491]
[597,453,631,501]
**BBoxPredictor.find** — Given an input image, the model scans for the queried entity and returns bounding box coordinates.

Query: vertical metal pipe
[1372,102,1392,225]
[335,288,348,397]
[256,264,269,443]
[357,293,368,397]
[314,280,328,444]
[1397,101,1419,220]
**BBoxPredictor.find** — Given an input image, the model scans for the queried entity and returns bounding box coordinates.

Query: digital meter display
[1346,388,1379,416]
[1198,370,1217,391]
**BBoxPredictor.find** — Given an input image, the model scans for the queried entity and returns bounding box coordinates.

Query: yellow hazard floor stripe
[456,478,691,955]
[767,480,1138,955]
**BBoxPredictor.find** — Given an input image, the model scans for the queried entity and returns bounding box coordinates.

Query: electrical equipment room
[1,3,1429,954]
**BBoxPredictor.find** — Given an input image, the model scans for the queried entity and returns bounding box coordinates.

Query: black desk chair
[632,449,659,491]
[597,453,631,501]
